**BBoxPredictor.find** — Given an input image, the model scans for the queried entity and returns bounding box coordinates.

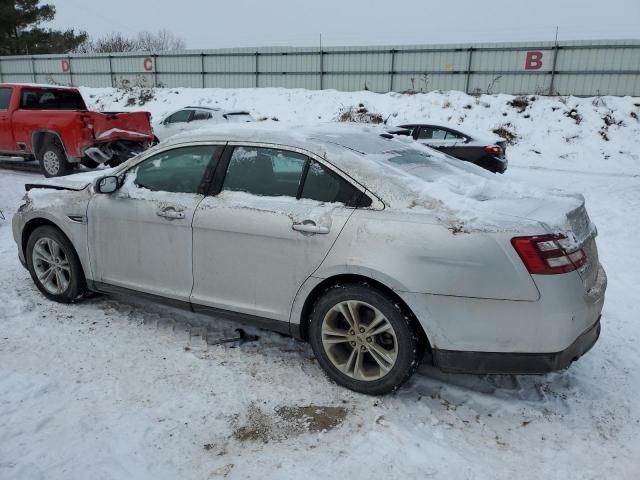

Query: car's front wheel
[309,284,422,395]
[26,226,86,303]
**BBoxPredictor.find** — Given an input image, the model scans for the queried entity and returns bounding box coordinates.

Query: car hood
[25,168,116,192]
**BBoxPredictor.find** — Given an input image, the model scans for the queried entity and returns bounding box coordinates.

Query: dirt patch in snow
[232,403,349,443]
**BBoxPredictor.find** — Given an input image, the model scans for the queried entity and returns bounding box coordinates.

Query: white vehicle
[12,123,606,394]
[152,106,254,142]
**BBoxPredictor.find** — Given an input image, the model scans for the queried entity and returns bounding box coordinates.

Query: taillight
[484,145,503,156]
[79,114,94,141]
[511,234,586,275]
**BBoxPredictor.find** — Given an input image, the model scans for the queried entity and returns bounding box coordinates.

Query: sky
[47,0,640,49]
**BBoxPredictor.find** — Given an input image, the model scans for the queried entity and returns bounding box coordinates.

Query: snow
[1,87,640,479]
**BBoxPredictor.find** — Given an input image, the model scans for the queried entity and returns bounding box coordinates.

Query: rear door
[88,144,222,301]
[0,87,15,151]
[191,144,368,322]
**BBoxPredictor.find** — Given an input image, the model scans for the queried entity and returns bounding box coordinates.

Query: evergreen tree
[0,0,87,55]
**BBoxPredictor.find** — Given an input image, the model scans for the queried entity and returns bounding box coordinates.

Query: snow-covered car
[397,123,508,173]
[11,123,606,395]
[152,106,254,142]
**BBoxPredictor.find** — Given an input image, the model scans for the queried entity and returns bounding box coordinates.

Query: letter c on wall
[143,57,154,72]
[61,59,70,72]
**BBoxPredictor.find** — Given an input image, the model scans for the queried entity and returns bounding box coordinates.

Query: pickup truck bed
[0,83,154,177]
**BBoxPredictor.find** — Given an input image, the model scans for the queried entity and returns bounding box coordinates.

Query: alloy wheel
[321,300,398,381]
[31,237,71,295]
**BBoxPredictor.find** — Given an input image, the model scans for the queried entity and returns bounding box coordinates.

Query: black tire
[26,226,87,303]
[39,140,73,177]
[309,283,422,395]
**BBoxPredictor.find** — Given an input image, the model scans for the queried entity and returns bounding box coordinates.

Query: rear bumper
[475,155,507,173]
[432,318,601,374]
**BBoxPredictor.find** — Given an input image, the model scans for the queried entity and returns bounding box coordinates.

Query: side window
[418,127,447,140]
[0,88,13,110]
[133,145,219,194]
[301,162,369,207]
[222,147,306,198]
[165,110,193,124]
[444,130,465,140]
[192,110,212,121]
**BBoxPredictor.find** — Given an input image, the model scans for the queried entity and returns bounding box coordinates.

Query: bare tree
[135,29,186,52]
[76,32,137,53]
[76,30,186,53]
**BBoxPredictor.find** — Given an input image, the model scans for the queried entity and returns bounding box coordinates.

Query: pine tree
[0,0,87,55]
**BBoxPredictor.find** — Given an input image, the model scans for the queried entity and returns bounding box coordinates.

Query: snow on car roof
[166,122,582,232]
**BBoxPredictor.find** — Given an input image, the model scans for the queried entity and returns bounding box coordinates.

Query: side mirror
[96,176,119,194]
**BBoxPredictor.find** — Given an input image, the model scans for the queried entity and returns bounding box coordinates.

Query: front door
[87,144,222,302]
[191,145,364,322]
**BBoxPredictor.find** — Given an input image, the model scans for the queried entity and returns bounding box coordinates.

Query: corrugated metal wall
[1,40,639,96]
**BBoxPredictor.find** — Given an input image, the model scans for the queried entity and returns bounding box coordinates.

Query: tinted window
[223,147,306,197]
[224,112,253,123]
[20,88,86,110]
[192,110,212,121]
[0,87,11,110]
[418,127,465,141]
[134,145,218,194]
[301,162,369,207]
[165,110,193,124]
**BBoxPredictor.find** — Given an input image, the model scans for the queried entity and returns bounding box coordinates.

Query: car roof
[164,122,407,157]
[398,123,501,142]
[184,106,221,111]
[0,83,78,90]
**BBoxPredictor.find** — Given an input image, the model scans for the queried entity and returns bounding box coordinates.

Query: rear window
[223,112,253,123]
[0,87,11,110]
[19,88,86,110]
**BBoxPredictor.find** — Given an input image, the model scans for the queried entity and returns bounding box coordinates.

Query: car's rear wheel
[26,226,86,303]
[309,284,421,395]
[40,140,73,177]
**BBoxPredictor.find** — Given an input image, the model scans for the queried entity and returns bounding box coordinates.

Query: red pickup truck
[0,83,154,177]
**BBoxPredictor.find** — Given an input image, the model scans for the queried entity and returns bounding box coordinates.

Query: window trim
[164,109,194,125]
[208,141,383,209]
[116,141,226,195]
[0,87,12,111]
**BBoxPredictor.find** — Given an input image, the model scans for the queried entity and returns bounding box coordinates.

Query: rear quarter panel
[314,209,540,301]
[11,109,84,157]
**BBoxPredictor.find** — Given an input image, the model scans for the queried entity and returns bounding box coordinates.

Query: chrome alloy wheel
[31,237,71,295]
[42,150,60,176]
[321,300,398,381]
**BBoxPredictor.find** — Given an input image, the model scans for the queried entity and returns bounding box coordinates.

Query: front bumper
[432,318,601,374]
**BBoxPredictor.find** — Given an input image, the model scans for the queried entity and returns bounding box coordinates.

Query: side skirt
[90,280,300,338]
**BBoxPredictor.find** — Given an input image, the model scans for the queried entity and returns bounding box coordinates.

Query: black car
[397,124,508,173]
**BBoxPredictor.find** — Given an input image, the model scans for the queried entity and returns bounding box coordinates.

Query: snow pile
[1,166,640,479]
[81,87,640,174]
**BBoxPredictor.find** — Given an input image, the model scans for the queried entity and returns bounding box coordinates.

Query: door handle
[156,206,185,220]
[292,220,329,234]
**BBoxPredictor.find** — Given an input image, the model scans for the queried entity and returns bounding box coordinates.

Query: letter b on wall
[524,51,543,70]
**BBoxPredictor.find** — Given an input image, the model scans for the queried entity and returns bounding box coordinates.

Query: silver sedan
[12,124,606,394]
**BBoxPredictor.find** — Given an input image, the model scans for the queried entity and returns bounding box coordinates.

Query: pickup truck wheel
[40,141,73,177]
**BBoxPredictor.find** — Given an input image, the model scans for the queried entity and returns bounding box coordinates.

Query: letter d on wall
[524,51,543,70]
[143,57,154,72]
